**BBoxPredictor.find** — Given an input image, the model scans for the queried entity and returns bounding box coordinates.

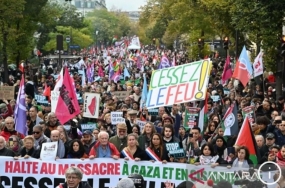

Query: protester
[120,133,148,161]
[0,136,14,157]
[89,131,120,159]
[15,136,40,159]
[56,166,92,188]
[66,139,88,159]
[0,42,283,187]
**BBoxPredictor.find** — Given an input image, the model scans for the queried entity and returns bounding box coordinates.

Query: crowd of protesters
[0,48,285,188]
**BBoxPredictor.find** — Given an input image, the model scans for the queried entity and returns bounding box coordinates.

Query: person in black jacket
[14,136,40,159]
[0,136,14,157]
[56,166,92,188]
[25,76,35,99]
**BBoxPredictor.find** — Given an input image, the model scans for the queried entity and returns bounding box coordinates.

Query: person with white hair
[56,166,92,188]
[0,136,14,157]
[89,131,120,159]
[117,178,136,188]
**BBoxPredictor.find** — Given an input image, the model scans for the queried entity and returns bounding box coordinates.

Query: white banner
[0,158,278,188]
[83,93,100,118]
[51,91,60,113]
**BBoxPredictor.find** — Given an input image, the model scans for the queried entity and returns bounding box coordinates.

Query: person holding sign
[145,133,169,163]
[161,125,181,147]
[89,131,120,159]
[120,133,148,161]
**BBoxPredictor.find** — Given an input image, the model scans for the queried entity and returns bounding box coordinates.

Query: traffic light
[281,36,285,57]
[198,38,203,49]
[65,0,71,1]
[223,37,229,50]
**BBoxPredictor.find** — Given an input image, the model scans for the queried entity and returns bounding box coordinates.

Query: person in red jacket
[267,71,275,83]
[89,131,120,159]
[0,117,25,141]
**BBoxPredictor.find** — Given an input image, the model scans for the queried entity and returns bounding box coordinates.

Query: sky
[105,0,147,11]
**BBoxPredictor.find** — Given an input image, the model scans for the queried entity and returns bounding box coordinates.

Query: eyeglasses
[33,132,40,134]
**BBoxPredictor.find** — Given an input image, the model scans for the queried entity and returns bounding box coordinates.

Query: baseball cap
[266,133,275,139]
[83,130,92,135]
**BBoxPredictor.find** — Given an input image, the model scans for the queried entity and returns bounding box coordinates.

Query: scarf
[199,155,219,165]
[232,158,249,168]
[97,145,111,158]
[34,135,46,150]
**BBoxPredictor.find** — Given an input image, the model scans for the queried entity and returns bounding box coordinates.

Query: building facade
[50,0,106,16]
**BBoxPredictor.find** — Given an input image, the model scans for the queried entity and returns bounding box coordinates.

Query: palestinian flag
[221,102,239,136]
[235,116,260,166]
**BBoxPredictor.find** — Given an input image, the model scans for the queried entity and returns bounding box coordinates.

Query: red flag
[55,68,80,124]
[43,83,51,101]
[221,56,232,84]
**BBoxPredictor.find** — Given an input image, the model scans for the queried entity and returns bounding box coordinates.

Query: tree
[0,0,25,82]
[85,9,132,46]
[43,26,93,52]
[37,2,87,54]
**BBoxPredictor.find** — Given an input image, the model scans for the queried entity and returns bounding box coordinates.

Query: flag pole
[262,72,266,95]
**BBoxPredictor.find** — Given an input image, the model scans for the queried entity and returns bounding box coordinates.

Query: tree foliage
[85,9,132,45]
[139,0,285,68]
[43,26,93,51]
[37,2,88,54]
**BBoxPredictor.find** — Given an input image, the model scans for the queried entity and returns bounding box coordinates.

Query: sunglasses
[33,132,40,134]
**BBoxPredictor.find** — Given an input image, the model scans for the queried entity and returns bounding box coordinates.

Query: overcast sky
[105,0,147,11]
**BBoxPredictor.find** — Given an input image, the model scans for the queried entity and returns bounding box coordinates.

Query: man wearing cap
[109,123,128,152]
[259,133,276,157]
[82,130,96,154]
[127,110,138,126]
